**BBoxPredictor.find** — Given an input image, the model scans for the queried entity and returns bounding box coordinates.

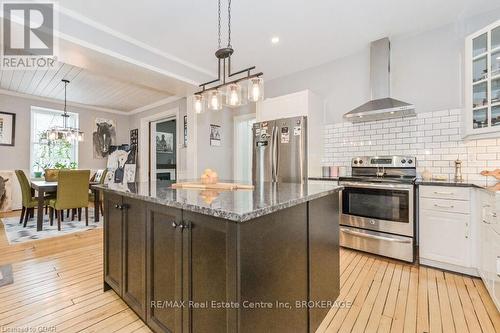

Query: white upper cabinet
[465,20,500,138]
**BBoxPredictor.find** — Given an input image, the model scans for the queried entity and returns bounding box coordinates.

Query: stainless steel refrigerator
[252,116,307,183]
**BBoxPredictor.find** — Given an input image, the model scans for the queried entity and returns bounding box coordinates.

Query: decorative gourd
[201,169,219,184]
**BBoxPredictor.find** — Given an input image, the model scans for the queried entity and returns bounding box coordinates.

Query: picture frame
[93,118,117,159]
[183,115,188,148]
[130,128,138,146]
[210,124,221,146]
[0,111,15,146]
[156,132,174,153]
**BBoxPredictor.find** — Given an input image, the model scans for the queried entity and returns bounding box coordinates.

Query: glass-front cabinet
[465,20,500,137]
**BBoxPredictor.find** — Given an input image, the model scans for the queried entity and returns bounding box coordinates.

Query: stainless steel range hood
[344,38,415,123]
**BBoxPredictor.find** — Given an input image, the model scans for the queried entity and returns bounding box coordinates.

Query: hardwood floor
[0,210,498,333]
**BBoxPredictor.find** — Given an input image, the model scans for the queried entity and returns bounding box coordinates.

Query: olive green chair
[48,170,90,231]
[89,169,107,220]
[15,170,51,227]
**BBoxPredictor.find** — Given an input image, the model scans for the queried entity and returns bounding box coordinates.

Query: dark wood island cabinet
[97,181,342,333]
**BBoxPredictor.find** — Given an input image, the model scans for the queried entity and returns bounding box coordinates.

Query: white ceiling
[0,62,173,112]
[59,0,500,80]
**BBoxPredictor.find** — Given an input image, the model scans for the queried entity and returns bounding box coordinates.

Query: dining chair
[89,169,107,220]
[15,170,50,227]
[48,170,90,231]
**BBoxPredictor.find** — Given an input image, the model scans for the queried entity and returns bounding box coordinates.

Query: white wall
[195,104,255,179]
[264,8,500,124]
[0,92,130,172]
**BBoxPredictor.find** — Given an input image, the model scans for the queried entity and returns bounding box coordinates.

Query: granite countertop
[93,180,343,222]
[415,179,498,192]
[308,177,340,181]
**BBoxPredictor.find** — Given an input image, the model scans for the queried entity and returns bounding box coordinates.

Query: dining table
[30,180,100,231]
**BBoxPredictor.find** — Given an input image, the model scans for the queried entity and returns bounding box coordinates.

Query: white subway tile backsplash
[322,109,500,183]
[477,139,498,146]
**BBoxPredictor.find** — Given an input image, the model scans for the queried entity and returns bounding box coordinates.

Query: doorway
[150,118,177,183]
[233,114,256,182]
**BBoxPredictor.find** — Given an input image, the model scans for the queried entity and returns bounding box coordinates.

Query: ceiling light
[226,83,242,107]
[271,36,280,44]
[193,0,264,112]
[207,90,222,111]
[46,79,84,142]
[248,77,264,102]
[194,94,204,114]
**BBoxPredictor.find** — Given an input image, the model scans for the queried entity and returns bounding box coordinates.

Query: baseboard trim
[419,258,479,277]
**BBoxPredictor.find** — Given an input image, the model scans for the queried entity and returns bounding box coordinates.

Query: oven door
[340,182,414,237]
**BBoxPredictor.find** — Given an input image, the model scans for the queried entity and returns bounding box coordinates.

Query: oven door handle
[340,228,412,243]
[341,182,413,190]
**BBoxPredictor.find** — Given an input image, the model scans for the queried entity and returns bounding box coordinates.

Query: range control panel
[351,156,416,168]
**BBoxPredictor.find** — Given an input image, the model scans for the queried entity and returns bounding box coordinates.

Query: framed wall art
[0,112,15,146]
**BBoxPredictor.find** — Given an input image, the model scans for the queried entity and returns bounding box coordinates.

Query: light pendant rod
[194,0,263,96]
[62,79,70,129]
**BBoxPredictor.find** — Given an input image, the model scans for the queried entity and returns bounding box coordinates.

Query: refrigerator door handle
[271,125,276,182]
[274,125,279,181]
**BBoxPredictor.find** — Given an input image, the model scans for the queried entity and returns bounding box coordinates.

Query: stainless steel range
[339,156,416,262]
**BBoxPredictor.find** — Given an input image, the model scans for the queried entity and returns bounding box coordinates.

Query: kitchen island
[94,180,342,333]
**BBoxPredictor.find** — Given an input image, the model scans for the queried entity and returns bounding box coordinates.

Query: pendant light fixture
[193,0,264,112]
[46,79,84,142]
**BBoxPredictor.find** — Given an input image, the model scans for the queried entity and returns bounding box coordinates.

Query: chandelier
[193,0,264,113]
[46,79,84,142]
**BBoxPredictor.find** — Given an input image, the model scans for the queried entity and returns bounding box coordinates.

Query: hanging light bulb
[225,83,242,107]
[248,77,264,102]
[48,130,57,141]
[208,90,222,111]
[194,94,205,114]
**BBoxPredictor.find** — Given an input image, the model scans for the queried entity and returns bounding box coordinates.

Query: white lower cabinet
[419,185,499,311]
[478,191,500,311]
[420,210,470,266]
[419,186,475,275]
[494,232,500,309]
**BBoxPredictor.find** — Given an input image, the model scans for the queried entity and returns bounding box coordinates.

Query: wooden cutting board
[171,182,254,190]
[480,169,500,180]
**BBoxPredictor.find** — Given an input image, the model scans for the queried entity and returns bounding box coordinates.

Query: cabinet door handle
[114,204,120,209]
[434,204,454,209]
[172,221,179,228]
[491,212,497,218]
[433,191,453,195]
[482,219,491,224]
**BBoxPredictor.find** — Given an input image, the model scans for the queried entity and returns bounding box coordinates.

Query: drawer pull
[340,228,412,244]
[433,191,454,195]
[491,212,497,218]
[434,204,454,209]
[482,219,491,224]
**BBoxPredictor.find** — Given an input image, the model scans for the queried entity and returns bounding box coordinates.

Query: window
[465,20,500,138]
[30,107,79,176]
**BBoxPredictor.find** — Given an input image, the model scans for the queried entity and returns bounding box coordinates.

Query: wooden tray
[171,182,254,190]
